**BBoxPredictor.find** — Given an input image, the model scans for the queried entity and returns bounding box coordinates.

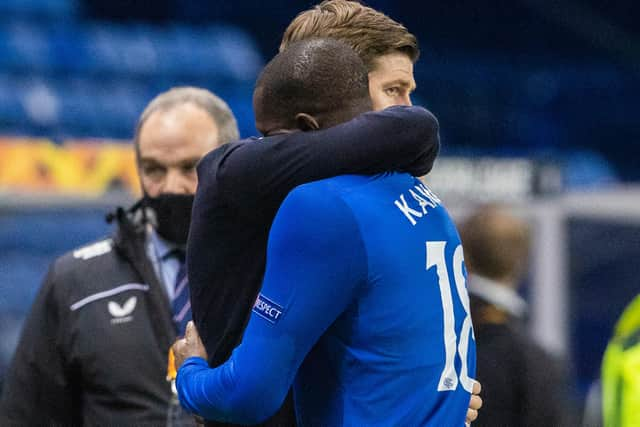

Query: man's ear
[295,113,320,131]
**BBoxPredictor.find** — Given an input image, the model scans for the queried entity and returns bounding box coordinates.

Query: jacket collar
[468,274,527,318]
[109,203,177,350]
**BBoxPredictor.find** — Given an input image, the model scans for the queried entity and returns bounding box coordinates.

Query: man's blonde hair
[280,0,419,71]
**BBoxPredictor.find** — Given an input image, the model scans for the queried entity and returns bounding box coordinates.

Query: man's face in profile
[368,52,417,111]
[137,103,221,197]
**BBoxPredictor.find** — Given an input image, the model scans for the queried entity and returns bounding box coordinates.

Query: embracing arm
[177,186,366,423]
[203,105,439,210]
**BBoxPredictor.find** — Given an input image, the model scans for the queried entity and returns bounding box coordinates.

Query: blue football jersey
[293,173,477,426]
[176,172,476,426]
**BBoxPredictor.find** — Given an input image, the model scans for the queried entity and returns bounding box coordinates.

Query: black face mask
[143,193,194,245]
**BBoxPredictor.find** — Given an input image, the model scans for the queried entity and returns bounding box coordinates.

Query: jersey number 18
[426,241,475,393]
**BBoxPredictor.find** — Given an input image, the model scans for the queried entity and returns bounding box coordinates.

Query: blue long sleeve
[177,182,367,424]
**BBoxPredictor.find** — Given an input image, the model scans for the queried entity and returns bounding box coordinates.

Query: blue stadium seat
[50,78,100,130]
[0,18,263,139]
[83,24,129,75]
[49,24,91,73]
[0,74,27,124]
[0,22,52,71]
[19,78,63,135]
[155,25,263,81]
[201,25,263,82]
[95,80,149,135]
[0,0,77,21]
[84,24,159,77]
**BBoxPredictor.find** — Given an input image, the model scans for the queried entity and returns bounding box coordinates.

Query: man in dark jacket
[460,205,574,427]
[0,87,240,426]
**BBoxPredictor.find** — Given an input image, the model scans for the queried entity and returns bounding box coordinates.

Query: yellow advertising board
[0,138,140,197]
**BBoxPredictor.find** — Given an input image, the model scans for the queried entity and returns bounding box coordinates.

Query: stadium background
[0,0,639,418]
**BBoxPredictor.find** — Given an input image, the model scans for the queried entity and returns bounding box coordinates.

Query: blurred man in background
[459,205,573,427]
[177,38,475,426]
[0,87,238,426]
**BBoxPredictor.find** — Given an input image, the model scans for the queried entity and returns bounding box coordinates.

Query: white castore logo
[73,239,112,260]
[108,297,137,324]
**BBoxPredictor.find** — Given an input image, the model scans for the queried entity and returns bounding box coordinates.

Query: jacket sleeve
[0,263,79,425]
[210,105,439,211]
[521,342,577,427]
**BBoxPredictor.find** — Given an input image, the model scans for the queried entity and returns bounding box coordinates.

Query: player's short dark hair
[254,38,370,127]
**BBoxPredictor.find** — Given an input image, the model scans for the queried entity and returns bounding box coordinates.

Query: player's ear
[295,113,320,131]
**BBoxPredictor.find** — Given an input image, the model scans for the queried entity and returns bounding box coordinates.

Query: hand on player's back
[173,321,208,371]
[466,381,483,426]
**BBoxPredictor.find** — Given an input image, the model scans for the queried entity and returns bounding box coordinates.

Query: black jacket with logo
[0,208,187,426]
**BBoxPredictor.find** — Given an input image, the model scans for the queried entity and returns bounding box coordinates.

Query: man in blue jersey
[173,39,476,426]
